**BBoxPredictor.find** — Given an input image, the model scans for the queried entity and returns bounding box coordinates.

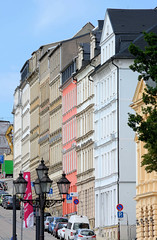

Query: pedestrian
[11,234,17,240]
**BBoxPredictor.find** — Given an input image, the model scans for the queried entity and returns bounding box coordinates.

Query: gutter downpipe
[111,57,120,240]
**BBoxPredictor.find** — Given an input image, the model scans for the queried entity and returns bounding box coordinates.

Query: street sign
[116,204,123,211]
[66,194,72,203]
[0,155,4,164]
[70,192,78,197]
[73,199,79,205]
[49,188,53,194]
[117,211,124,218]
[48,188,53,197]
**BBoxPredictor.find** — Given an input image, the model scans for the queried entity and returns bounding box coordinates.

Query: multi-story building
[13,23,94,215]
[38,43,57,167]
[20,61,31,173]
[13,86,22,179]
[48,43,63,216]
[0,120,12,175]
[13,59,32,179]
[92,8,157,240]
[130,24,157,240]
[76,20,103,228]
[28,49,40,182]
[49,23,94,216]
[131,78,157,240]
[0,120,11,155]
[62,59,77,216]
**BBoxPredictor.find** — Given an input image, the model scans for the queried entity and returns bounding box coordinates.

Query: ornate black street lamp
[13,159,71,240]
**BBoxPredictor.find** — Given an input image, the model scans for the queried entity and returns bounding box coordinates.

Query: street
[0,205,55,240]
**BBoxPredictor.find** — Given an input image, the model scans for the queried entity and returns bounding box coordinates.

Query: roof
[114,23,157,58]
[107,8,157,34]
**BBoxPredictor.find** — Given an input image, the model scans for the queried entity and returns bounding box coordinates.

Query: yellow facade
[131,79,157,239]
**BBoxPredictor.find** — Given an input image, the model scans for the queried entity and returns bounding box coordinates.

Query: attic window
[106,25,109,36]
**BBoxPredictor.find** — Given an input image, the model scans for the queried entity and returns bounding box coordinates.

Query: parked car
[58,223,68,240]
[3,196,20,210]
[0,192,10,206]
[64,215,89,240]
[34,211,51,225]
[48,217,68,235]
[0,181,8,191]
[2,195,11,207]
[44,216,53,231]
[74,229,96,240]
[44,212,51,220]
[53,222,68,238]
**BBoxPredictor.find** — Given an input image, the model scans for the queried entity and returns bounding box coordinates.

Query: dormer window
[106,25,109,36]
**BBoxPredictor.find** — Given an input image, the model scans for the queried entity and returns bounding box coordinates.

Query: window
[73,223,89,230]
[80,230,95,236]
[67,222,72,229]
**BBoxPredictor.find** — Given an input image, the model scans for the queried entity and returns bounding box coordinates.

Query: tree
[128,31,157,173]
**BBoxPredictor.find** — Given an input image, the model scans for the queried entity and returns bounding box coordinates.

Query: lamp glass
[40,173,52,193]
[36,158,49,180]
[57,172,71,194]
[34,178,41,195]
[14,172,28,194]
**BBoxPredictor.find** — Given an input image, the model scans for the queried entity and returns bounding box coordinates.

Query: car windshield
[56,218,68,223]
[58,223,64,229]
[47,217,53,221]
[73,223,89,230]
[80,230,95,236]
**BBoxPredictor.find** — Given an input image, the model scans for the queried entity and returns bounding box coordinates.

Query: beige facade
[131,79,157,239]
[49,45,63,216]
[29,50,40,182]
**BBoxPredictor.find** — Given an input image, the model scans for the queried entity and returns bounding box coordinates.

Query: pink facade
[62,79,77,216]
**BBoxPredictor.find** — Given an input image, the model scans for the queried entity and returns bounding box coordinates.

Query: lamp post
[13,159,71,240]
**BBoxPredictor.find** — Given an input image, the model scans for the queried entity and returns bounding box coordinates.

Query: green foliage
[129,32,157,82]
[128,32,157,173]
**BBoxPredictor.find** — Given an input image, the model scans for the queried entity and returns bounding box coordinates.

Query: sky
[0,0,156,123]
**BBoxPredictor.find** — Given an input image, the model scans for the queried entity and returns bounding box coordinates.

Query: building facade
[62,60,77,216]
[29,50,40,183]
[92,8,157,240]
[13,86,22,179]
[48,23,94,216]
[13,59,32,179]
[61,24,95,216]
[49,43,63,216]
[76,21,103,228]
[20,61,31,173]
[131,78,157,240]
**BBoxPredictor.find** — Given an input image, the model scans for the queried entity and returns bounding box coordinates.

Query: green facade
[2,160,13,175]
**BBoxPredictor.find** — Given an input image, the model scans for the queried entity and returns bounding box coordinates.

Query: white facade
[13,75,31,178]
[100,12,115,64]
[93,10,138,240]
[21,83,30,172]
[13,87,22,179]
[76,62,95,228]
